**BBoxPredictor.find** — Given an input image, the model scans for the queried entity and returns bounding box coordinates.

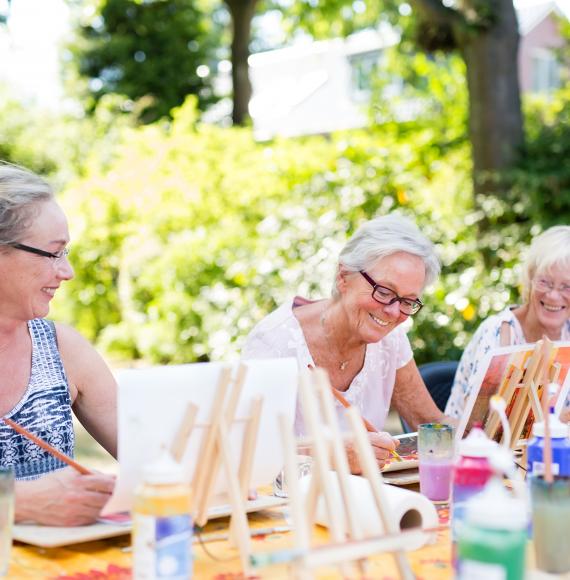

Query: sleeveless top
[0,319,74,480]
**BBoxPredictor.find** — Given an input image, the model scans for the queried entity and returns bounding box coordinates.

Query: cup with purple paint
[418,423,454,502]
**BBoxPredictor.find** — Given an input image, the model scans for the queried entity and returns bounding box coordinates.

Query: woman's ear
[336,265,350,294]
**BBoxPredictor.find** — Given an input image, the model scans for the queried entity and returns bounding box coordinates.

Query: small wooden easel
[169,363,264,573]
[266,368,416,580]
[485,337,562,450]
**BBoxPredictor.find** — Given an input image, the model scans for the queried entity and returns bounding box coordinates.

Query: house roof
[249,26,399,68]
[516,1,565,35]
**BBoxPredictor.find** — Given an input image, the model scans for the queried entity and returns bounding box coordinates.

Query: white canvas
[102,358,298,515]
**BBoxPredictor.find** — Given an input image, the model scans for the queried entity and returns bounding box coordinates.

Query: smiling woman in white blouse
[446,225,570,422]
[243,214,447,473]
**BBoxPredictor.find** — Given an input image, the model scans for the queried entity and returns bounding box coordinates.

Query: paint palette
[382,432,418,474]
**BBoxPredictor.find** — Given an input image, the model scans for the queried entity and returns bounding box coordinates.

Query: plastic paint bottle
[451,424,496,565]
[527,407,570,478]
[133,451,193,580]
[457,478,527,580]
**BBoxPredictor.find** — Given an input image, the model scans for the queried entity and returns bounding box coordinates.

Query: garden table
[7,505,454,579]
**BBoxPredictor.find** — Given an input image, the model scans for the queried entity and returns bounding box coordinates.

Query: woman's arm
[391,359,450,431]
[56,323,118,458]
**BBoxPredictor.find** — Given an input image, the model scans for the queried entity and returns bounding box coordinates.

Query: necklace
[320,311,351,372]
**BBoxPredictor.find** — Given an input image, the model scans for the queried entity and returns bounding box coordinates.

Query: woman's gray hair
[333,214,440,297]
[0,163,54,245]
[520,225,570,303]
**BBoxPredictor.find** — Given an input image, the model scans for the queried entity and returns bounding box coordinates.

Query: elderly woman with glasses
[446,225,570,421]
[243,214,447,473]
[0,164,116,526]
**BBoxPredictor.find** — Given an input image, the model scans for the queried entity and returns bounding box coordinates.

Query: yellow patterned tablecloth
[7,505,453,580]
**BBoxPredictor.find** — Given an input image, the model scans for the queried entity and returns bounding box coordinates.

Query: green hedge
[46,97,483,364]
[3,88,569,367]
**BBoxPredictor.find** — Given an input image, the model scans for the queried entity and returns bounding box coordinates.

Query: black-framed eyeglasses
[11,243,69,262]
[359,270,423,316]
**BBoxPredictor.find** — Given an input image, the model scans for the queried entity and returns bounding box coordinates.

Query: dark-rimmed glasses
[11,243,69,263]
[359,270,423,316]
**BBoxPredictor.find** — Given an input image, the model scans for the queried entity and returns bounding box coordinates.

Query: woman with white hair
[446,225,570,420]
[0,163,116,526]
[243,214,447,473]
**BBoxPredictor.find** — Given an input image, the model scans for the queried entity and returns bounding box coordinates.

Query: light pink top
[242,299,413,435]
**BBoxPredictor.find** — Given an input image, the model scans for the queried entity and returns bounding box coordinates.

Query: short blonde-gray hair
[333,214,440,297]
[520,225,570,303]
[0,163,53,245]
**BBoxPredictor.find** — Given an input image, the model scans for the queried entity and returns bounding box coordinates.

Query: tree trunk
[225,0,258,126]
[413,0,525,196]
[459,0,524,195]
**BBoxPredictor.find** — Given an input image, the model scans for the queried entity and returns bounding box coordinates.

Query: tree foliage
[277,0,524,196]
[47,97,478,365]
[68,0,219,123]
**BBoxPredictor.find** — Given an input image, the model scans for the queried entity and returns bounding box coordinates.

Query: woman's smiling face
[337,251,426,344]
[0,200,73,322]
[529,264,570,335]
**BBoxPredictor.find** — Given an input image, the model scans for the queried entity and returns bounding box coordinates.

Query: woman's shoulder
[247,301,296,336]
[242,301,302,358]
[460,306,519,359]
[472,306,518,337]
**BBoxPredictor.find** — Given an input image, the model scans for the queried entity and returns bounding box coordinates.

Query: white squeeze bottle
[132,450,193,580]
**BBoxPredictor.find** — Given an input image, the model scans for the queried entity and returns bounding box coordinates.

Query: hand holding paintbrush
[307,364,403,466]
[3,417,116,526]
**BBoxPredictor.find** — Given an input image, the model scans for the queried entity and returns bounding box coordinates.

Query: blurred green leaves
[67,0,220,123]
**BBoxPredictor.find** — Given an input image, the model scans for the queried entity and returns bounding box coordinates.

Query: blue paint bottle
[527,407,570,478]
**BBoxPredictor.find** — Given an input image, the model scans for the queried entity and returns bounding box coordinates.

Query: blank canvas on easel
[102,358,298,515]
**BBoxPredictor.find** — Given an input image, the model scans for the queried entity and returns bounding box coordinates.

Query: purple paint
[419,460,453,501]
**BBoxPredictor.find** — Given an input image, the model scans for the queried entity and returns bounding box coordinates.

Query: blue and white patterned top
[0,319,74,480]
[445,306,570,419]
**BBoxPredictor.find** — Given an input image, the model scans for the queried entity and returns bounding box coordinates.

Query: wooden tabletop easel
[259,368,416,580]
[168,363,264,574]
[485,338,562,451]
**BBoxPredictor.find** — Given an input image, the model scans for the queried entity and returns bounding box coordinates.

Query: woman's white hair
[0,163,53,245]
[333,214,440,297]
[520,225,570,303]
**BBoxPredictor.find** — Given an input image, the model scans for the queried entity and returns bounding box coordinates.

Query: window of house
[349,50,382,101]
[531,48,560,94]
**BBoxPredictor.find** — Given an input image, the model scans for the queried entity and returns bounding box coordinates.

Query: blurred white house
[248,1,568,139]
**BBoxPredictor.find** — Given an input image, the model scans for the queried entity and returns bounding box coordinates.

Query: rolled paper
[299,472,438,551]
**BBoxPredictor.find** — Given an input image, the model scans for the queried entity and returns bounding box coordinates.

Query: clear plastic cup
[418,423,454,502]
[0,468,14,577]
[530,476,570,574]
[273,455,313,498]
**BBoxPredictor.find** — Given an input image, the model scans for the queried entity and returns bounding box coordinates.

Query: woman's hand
[346,431,398,474]
[15,467,116,526]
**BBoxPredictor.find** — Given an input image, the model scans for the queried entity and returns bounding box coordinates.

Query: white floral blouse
[445,306,570,419]
[242,297,413,435]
